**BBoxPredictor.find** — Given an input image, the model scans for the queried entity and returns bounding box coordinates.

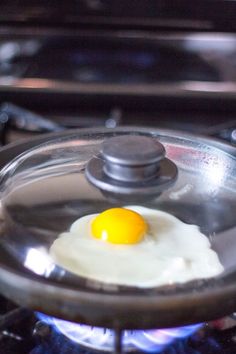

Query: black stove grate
[0,102,236,147]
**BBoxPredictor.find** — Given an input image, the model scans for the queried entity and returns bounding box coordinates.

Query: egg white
[50,206,223,288]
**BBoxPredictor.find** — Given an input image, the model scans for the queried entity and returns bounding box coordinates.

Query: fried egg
[50,206,223,288]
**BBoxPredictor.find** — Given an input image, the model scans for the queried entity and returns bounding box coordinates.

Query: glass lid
[0,128,235,295]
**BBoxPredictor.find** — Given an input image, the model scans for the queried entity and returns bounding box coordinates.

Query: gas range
[0,3,236,353]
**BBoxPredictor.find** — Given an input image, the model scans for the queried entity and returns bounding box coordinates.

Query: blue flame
[37,313,201,353]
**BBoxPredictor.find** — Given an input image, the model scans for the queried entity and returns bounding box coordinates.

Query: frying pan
[0,127,235,330]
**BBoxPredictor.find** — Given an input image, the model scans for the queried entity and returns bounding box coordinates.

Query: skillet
[0,127,235,330]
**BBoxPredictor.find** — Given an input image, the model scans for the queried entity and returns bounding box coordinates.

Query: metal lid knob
[85,135,178,201]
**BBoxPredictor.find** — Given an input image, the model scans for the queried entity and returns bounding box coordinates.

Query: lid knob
[85,135,178,201]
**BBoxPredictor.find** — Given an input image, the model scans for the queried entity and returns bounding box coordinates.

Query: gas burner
[29,316,236,354]
[36,313,201,353]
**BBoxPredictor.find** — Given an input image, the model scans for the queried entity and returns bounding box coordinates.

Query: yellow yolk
[91,208,148,244]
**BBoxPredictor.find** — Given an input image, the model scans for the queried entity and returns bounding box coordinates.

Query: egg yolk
[91,208,148,244]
